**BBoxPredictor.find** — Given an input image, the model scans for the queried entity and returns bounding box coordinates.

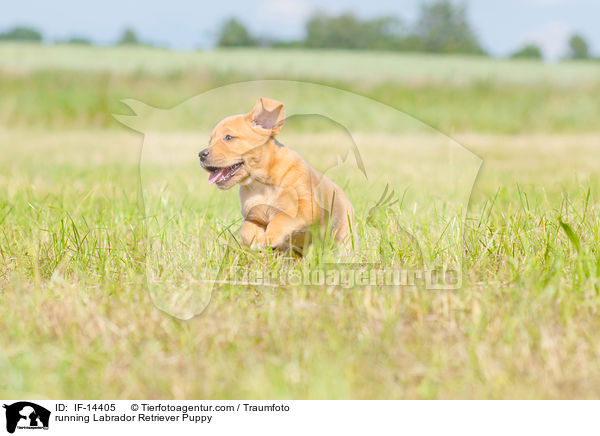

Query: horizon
[1,0,599,60]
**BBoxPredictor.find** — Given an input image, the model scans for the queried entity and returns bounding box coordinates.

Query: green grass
[1,129,600,399]
[3,44,600,86]
[1,44,599,133]
[1,45,600,399]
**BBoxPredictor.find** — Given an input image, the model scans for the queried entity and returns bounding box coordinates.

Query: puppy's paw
[249,233,267,250]
[240,220,266,248]
[263,233,292,251]
[251,234,284,251]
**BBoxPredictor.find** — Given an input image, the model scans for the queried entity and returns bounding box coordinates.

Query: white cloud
[257,0,312,27]
[519,20,571,60]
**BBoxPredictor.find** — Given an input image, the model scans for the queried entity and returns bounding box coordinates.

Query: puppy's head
[199,97,285,189]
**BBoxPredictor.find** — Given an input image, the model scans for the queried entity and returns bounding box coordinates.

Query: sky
[1,0,598,60]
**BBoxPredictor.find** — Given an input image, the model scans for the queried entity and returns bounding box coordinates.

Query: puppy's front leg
[263,213,306,250]
[240,220,266,248]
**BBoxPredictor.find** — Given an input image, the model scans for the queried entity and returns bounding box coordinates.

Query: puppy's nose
[198,149,210,161]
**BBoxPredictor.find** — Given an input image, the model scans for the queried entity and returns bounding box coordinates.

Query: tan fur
[199,97,354,251]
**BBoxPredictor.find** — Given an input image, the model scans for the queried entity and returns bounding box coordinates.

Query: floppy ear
[247,97,285,135]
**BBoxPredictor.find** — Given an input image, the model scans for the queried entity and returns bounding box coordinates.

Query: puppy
[199,97,354,251]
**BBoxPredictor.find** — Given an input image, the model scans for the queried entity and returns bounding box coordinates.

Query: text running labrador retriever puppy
[198,97,354,252]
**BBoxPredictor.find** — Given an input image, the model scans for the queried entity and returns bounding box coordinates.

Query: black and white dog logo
[3,402,50,433]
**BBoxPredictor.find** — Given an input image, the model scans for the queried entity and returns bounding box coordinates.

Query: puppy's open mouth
[206,162,244,185]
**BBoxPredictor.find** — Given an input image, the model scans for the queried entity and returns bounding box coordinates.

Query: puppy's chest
[239,183,293,225]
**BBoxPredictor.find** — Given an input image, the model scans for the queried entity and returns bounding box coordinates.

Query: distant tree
[270,39,305,49]
[414,0,485,54]
[217,18,257,47]
[568,34,589,59]
[118,28,141,45]
[0,26,42,42]
[393,35,425,52]
[510,44,543,59]
[304,12,404,50]
[305,13,358,49]
[212,3,486,54]
[66,36,92,45]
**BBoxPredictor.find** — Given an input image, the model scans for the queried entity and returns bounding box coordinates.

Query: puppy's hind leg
[333,210,356,254]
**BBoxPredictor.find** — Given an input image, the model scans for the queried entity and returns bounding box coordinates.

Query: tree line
[218,1,485,55]
[0,0,594,60]
[0,26,146,46]
[216,1,593,60]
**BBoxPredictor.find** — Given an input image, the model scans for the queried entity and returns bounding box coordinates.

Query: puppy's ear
[247,97,285,135]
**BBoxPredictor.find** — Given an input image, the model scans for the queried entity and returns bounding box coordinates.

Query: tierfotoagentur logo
[217,264,460,289]
[2,402,50,433]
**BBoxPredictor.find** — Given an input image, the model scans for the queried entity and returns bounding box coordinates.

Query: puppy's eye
[224,135,235,141]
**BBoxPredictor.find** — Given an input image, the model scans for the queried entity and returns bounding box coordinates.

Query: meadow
[1,44,600,399]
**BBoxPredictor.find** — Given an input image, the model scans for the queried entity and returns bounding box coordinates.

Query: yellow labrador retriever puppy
[199,97,354,251]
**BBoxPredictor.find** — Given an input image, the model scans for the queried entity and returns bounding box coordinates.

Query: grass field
[1,44,600,399]
[1,44,599,133]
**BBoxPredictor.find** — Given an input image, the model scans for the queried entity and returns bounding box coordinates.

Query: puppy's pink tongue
[208,169,226,184]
